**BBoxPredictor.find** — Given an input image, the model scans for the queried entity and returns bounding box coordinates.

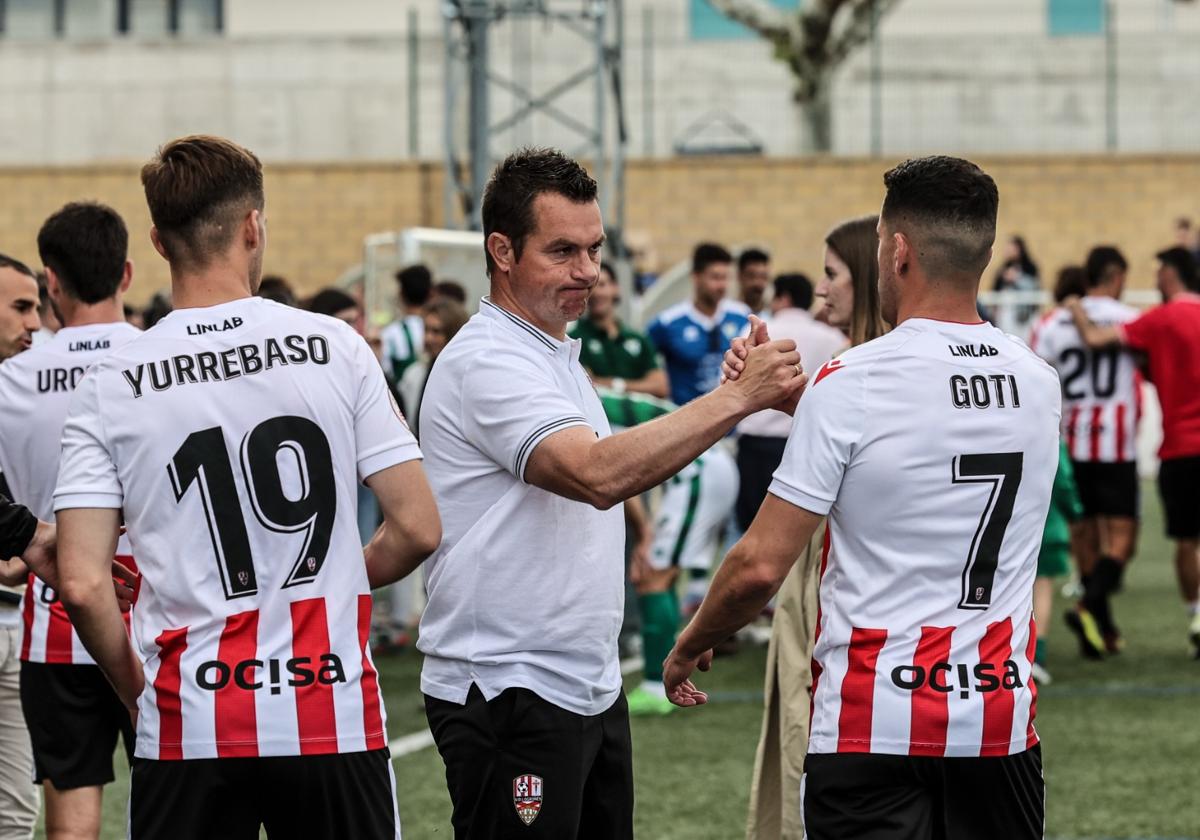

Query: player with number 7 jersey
[53,136,441,840]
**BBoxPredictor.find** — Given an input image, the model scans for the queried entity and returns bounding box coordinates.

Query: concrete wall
[0,0,1197,165]
[1,154,1194,306]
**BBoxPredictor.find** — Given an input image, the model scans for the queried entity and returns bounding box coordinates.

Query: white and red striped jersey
[1030,297,1141,463]
[769,318,1061,758]
[54,298,421,760]
[0,322,140,665]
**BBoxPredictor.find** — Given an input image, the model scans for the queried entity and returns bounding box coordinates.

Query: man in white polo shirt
[418,148,807,839]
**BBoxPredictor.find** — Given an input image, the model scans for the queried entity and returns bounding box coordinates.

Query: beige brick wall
[626,155,1200,293]
[1,155,1195,307]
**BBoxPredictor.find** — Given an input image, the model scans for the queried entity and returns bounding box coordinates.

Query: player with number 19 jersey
[54,297,421,760]
[770,318,1060,757]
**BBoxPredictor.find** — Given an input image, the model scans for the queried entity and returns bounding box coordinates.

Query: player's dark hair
[36,202,128,304]
[693,243,733,275]
[772,273,814,311]
[1053,265,1088,303]
[0,253,35,279]
[141,135,264,270]
[257,275,297,307]
[881,156,998,280]
[737,247,770,272]
[826,215,886,347]
[433,280,467,304]
[481,148,598,277]
[1084,246,1128,289]
[396,264,433,307]
[306,288,359,318]
[1156,246,1199,292]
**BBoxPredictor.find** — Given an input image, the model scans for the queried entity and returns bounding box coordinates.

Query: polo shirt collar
[480,296,572,357]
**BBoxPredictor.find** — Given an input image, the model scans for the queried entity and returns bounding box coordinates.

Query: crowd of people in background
[4,143,1200,839]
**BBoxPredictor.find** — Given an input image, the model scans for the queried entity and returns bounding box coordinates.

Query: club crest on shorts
[512,774,543,826]
[237,570,249,586]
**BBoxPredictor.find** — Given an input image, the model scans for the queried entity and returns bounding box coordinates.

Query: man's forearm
[1069,302,1122,348]
[364,523,431,588]
[590,387,747,506]
[63,585,142,710]
[674,545,780,659]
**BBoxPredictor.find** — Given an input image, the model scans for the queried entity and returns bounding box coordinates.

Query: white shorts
[650,445,739,571]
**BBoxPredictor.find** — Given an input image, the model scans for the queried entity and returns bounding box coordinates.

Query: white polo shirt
[417,297,624,716]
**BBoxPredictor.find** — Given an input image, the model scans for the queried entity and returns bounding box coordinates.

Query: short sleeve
[352,335,423,481]
[54,370,123,511]
[1118,305,1163,352]
[767,360,867,516]
[462,348,593,481]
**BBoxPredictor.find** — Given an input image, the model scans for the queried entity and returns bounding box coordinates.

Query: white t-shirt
[54,297,421,760]
[0,322,141,664]
[738,307,848,438]
[417,297,624,716]
[1030,296,1141,463]
[770,318,1060,758]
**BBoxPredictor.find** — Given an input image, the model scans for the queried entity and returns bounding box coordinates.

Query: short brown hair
[141,135,264,268]
[481,148,597,277]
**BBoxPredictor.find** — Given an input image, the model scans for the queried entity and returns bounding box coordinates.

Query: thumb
[748,315,769,347]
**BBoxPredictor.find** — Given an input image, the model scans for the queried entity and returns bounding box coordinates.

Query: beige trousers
[745,524,823,840]
[0,624,37,840]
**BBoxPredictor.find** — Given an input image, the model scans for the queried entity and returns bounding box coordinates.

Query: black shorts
[1158,455,1200,539]
[19,661,135,789]
[1071,460,1139,519]
[736,435,788,532]
[130,748,398,840]
[425,685,633,840]
[803,746,1043,840]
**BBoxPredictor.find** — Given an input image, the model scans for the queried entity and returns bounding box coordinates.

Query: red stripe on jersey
[19,582,34,660]
[909,625,955,757]
[809,527,832,734]
[153,627,189,760]
[357,595,386,750]
[44,598,74,664]
[291,598,339,755]
[1116,403,1128,462]
[215,610,260,758]
[1065,407,1080,459]
[836,627,887,753]
[1089,406,1103,462]
[1025,617,1040,750]
[978,619,1015,757]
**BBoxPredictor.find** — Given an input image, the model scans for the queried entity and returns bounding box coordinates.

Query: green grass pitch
[44,483,1200,839]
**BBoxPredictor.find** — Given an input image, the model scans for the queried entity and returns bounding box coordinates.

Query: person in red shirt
[1067,246,1200,657]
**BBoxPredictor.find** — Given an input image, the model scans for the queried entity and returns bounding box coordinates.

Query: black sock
[1084,556,1123,636]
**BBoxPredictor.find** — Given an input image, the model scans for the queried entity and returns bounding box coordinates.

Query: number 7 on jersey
[952,452,1024,610]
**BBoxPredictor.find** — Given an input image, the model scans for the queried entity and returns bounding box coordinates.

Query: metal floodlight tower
[441,0,627,250]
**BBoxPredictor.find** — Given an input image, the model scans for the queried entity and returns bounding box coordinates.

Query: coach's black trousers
[425,685,634,840]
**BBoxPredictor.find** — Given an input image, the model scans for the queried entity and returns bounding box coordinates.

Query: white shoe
[1188,612,1200,659]
[1030,661,1053,686]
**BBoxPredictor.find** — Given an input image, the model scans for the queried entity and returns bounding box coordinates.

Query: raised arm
[1065,297,1123,348]
[363,460,442,588]
[525,338,806,510]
